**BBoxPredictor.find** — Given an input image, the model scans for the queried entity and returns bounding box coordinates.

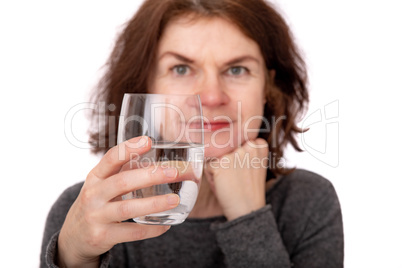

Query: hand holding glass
[117,94,204,225]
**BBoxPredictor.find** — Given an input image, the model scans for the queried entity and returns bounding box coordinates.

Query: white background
[1,0,401,267]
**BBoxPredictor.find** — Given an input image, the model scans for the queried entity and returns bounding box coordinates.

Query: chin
[203,133,238,159]
[203,137,242,159]
[202,131,260,159]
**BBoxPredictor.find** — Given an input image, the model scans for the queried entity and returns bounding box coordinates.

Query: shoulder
[267,169,343,260]
[44,182,84,234]
[46,182,84,229]
[282,168,333,188]
[41,182,84,265]
[52,182,84,212]
[268,169,341,222]
[270,169,337,201]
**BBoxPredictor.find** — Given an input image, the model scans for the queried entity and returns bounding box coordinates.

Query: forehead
[157,15,262,59]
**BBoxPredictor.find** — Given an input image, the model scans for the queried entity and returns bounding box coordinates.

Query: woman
[41,0,343,267]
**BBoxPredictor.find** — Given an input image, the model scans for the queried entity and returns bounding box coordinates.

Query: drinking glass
[117,93,204,225]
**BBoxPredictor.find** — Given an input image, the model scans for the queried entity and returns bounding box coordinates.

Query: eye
[172,65,190,76]
[227,66,248,76]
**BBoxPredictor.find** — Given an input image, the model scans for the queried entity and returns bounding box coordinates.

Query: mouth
[187,120,233,132]
[205,121,231,131]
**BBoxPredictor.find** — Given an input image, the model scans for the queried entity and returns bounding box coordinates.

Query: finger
[166,160,202,183]
[108,222,171,245]
[104,194,180,222]
[103,159,201,200]
[101,166,179,201]
[120,158,141,172]
[244,138,269,152]
[244,139,269,168]
[91,136,151,179]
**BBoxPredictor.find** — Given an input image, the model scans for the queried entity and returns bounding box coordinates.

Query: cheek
[203,120,262,159]
[243,118,263,141]
[203,96,266,158]
[241,97,265,137]
[204,115,264,159]
[149,70,197,95]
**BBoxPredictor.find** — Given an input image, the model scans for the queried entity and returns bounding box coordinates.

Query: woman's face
[149,16,267,158]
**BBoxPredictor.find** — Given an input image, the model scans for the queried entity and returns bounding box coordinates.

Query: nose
[196,74,229,107]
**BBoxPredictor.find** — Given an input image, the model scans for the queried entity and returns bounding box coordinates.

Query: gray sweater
[40,169,343,267]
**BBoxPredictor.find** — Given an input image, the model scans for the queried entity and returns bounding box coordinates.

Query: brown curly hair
[88,0,309,176]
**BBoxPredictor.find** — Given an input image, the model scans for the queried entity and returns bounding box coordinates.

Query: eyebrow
[158,51,260,66]
[225,55,261,66]
[158,52,194,63]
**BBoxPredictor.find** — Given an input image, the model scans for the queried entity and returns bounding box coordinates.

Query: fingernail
[163,167,177,178]
[167,194,179,205]
[138,136,148,147]
[128,136,148,149]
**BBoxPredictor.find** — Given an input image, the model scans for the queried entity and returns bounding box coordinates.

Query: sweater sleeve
[212,170,343,268]
[39,182,112,268]
[212,205,292,267]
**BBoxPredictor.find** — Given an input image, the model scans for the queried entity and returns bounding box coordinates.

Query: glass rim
[120,93,204,146]
[123,93,200,97]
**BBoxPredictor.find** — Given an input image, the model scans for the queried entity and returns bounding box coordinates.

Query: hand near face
[204,138,269,221]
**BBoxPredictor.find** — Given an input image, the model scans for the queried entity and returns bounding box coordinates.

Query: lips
[188,120,233,132]
[204,121,231,131]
